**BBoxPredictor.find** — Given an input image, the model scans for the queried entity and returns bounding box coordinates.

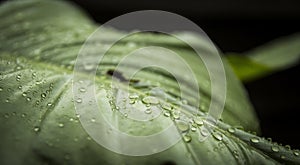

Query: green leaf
[226,34,300,82]
[0,0,299,165]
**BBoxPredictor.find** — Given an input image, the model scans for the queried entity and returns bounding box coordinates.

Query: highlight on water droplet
[250,137,259,144]
[212,132,223,141]
[33,126,40,132]
[58,123,64,128]
[271,146,279,152]
[183,134,192,143]
[227,127,235,133]
[193,117,204,126]
[142,96,159,105]
[76,98,82,103]
[41,93,46,98]
[177,121,189,132]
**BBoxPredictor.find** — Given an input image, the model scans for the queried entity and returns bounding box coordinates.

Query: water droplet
[41,93,46,98]
[164,111,170,117]
[285,145,291,150]
[33,126,40,132]
[26,97,31,101]
[172,111,180,120]
[161,103,172,111]
[4,113,9,118]
[182,99,188,105]
[79,88,86,92]
[145,108,152,114]
[271,146,279,152]
[183,134,192,143]
[227,127,235,133]
[129,94,139,99]
[129,100,135,104]
[0,87,3,92]
[212,132,223,141]
[91,118,96,122]
[294,151,299,156]
[18,85,22,90]
[142,96,159,104]
[16,74,21,81]
[5,98,10,103]
[32,72,37,78]
[22,92,27,97]
[21,113,26,118]
[191,127,197,132]
[177,121,189,132]
[76,98,82,103]
[250,137,259,143]
[200,128,209,137]
[47,102,52,106]
[280,155,286,159]
[193,117,204,126]
[58,123,64,128]
[69,118,74,122]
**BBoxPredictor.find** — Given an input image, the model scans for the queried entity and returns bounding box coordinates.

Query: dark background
[1,0,299,149]
[67,0,300,148]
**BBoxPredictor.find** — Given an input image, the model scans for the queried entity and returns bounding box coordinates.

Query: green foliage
[0,0,299,164]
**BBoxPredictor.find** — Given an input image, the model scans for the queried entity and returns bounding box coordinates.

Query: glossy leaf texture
[0,0,299,165]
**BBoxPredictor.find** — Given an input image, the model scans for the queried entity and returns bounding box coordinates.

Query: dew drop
[129,94,139,99]
[200,128,209,137]
[183,134,192,143]
[177,121,189,132]
[142,96,159,104]
[22,92,27,97]
[163,111,171,117]
[18,85,22,90]
[0,87,3,92]
[161,103,172,111]
[250,137,259,143]
[41,93,46,98]
[227,127,235,133]
[172,111,180,120]
[16,74,21,81]
[285,145,291,150]
[3,113,9,118]
[212,132,223,141]
[129,100,135,104]
[76,98,82,103]
[79,88,86,93]
[33,126,40,132]
[193,117,204,126]
[5,98,10,103]
[91,118,96,122]
[58,123,64,128]
[69,118,74,122]
[26,97,31,101]
[144,108,152,114]
[294,151,299,156]
[181,99,188,105]
[191,127,197,132]
[271,146,279,152]
[47,102,52,106]
[21,113,26,118]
